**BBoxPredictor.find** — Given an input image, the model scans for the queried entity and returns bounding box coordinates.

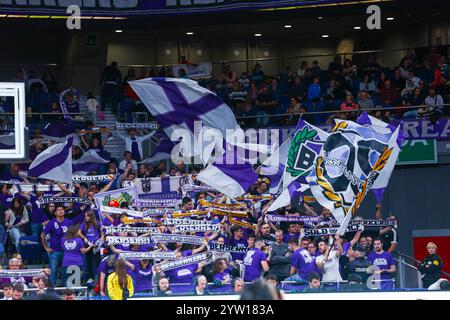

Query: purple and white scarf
[155,252,212,272]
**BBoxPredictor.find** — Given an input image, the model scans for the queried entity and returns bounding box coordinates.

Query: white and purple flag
[42,118,75,143]
[72,150,110,176]
[141,132,175,164]
[196,145,258,199]
[267,181,309,212]
[28,136,73,184]
[129,78,241,144]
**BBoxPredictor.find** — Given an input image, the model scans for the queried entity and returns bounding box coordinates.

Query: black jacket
[268,242,291,278]
[418,254,443,288]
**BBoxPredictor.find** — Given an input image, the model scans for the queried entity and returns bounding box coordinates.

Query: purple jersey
[291,248,320,280]
[61,237,84,267]
[43,218,72,252]
[165,263,199,284]
[131,263,152,292]
[243,248,267,282]
[79,222,100,243]
[368,250,395,279]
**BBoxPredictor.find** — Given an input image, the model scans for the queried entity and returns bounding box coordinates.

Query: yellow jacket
[107,272,134,300]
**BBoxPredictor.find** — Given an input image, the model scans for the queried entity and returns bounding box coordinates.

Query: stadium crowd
[0,45,449,300]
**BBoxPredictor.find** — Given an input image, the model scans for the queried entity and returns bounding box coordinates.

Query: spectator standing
[99,61,122,114]
[107,259,134,300]
[243,238,269,282]
[41,205,72,285]
[367,238,396,290]
[267,230,291,281]
[418,242,443,288]
[315,236,343,283]
[118,128,155,163]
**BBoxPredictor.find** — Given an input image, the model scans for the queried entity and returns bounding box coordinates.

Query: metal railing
[0,286,89,298]
[235,103,450,120]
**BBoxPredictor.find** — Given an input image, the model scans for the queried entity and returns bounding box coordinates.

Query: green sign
[397,140,437,165]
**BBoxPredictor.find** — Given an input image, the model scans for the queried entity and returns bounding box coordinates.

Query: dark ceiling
[0,0,448,40]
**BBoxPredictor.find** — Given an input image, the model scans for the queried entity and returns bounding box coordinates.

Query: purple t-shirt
[131,262,152,292]
[243,248,267,282]
[61,237,84,267]
[43,218,72,252]
[213,271,231,283]
[291,248,320,280]
[80,222,100,243]
[228,237,248,261]
[368,250,394,279]
[97,256,114,275]
[165,263,198,284]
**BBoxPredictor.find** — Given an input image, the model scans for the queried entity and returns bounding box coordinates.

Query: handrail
[235,103,450,119]
[394,251,450,278]
[0,45,431,71]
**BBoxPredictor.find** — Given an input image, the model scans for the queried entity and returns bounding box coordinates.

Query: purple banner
[0,1,365,17]
[277,118,450,143]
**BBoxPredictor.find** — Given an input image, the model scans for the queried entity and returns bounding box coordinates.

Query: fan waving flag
[356,112,404,202]
[282,118,329,190]
[196,145,258,199]
[28,136,73,184]
[336,125,401,235]
[306,117,402,226]
[129,78,241,144]
[73,150,110,175]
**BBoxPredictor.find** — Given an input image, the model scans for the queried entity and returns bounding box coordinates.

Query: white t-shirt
[316,250,343,282]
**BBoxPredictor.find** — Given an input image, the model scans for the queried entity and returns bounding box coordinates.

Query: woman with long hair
[211,258,232,288]
[61,224,93,287]
[4,197,30,252]
[79,210,101,281]
[107,259,134,300]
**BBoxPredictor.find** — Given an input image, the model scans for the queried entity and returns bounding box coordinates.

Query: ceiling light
[115,30,123,33]
[354,26,361,30]
[254,33,262,37]
[318,16,323,19]
[284,25,292,28]
[322,34,329,38]
[386,17,394,21]
[186,32,194,35]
